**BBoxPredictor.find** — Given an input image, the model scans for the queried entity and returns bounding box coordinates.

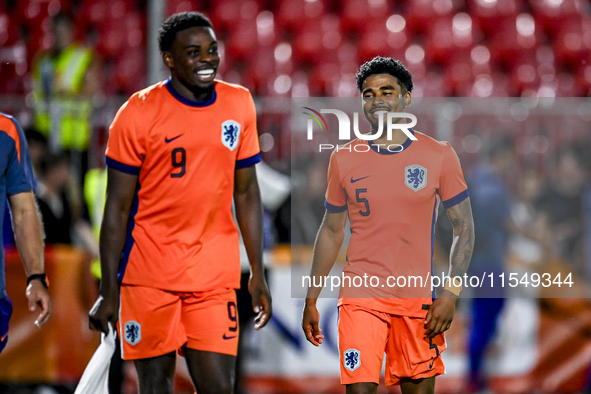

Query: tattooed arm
[424,197,474,338]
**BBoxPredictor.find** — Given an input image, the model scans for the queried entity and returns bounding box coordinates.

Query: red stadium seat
[166,0,207,17]
[224,10,278,62]
[553,72,585,96]
[244,46,276,91]
[575,64,591,96]
[292,70,322,96]
[530,0,588,38]
[424,13,479,67]
[114,48,145,94]
[412,71,449,97]
[96,10,144,59]
[552,16,591,70]
[509,60,541,95]
[466,0,521,39]
[404,0,464,34]
[292,14,343,66]
[358,15,408,62]
[17,0,72,24]
[219,61,257,93]
[0,13,20,47]
[275,0,328,31]
[444,57,474,95]
[488,14,541,71]
[209,0,262,32]
[339,0,391,34]
[456,72,511,97]
[0,42,28,94]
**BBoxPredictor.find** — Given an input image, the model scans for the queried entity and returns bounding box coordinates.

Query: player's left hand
[26,281,52,328]
[249,271,272,330]
[424,292,457,338]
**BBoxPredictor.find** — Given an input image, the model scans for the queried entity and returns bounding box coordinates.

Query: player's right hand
[26,281,52,328]
[302,302,324,346]
[88,295,119,334]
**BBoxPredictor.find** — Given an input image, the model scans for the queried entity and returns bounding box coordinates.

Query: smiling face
[163,26,220,91]
[361,73,411,132]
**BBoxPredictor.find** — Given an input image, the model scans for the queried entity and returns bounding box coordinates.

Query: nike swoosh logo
[351,176,370,183]
[165,134,183,143]
[223,333,237,340]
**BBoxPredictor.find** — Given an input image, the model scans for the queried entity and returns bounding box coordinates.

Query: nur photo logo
[303,107,418,142]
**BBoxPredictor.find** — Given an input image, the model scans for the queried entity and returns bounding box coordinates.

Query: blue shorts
[0,296,13,354]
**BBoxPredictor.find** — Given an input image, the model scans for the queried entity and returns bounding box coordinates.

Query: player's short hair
[158,12,213,52]
[356,56,414,94]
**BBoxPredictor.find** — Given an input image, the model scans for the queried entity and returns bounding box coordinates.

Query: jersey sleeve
[235,90,261,169]
[324,150,347,213]
[105,99,146,175]
[2,116,36,195]
[440,143,469,209]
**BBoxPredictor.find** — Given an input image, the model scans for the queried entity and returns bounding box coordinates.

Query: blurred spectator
[35,151,98,256]
[31,12,101,187]
[291,155,328,245]
[509,169,547,266]
[536,147,587,271]
[24,128,48,178]
[36,151,73,244]
[466,134,516,393]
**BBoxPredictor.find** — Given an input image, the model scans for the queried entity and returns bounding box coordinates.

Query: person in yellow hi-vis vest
[84,165,125,394]
[84,167,107,280]
[32,12,100,153]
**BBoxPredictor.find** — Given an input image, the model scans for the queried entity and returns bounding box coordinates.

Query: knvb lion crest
[124,321,141,346]
[405,164,427,191]
[221,120,241,151]
[343,348,361,372]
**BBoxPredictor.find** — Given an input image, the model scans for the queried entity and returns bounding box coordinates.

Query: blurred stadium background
[1,0,591,393]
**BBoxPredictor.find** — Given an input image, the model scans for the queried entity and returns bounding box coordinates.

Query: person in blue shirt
[466,134,515,392]
[0,112,52,354]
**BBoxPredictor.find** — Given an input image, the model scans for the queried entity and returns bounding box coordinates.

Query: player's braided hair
[355,56,414,94]
[158,12,213,52]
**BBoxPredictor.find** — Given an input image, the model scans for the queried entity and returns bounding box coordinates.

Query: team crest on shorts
[124,321,141,346]
[405,164,427,192]
[221,120,241,151]
[343,348,361,372]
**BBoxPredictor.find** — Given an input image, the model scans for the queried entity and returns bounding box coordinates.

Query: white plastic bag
[74,325,116,394]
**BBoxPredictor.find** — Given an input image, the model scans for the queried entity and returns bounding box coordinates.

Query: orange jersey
[106,79,261,292]
[325,131,468,317]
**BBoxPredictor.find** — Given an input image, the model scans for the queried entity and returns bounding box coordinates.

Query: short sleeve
[324,150,347,213]
[2,116,36,195]
[105,99,146,175]
[235,90,261,169]
[440,143,469,209]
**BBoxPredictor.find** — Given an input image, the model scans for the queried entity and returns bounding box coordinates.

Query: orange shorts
[338,304,446,386]
[118,285,239,360]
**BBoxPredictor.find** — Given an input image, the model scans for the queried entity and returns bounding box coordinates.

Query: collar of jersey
[165,78,217,107]
[367,129,415,155]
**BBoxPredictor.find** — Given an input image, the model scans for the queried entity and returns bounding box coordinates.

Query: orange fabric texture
[325,132,469,317]
[105,79,260,292]
[338,304,445,386]
[119,285,239,360]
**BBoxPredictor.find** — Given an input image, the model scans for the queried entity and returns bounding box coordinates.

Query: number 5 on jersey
[356,188,370,216]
